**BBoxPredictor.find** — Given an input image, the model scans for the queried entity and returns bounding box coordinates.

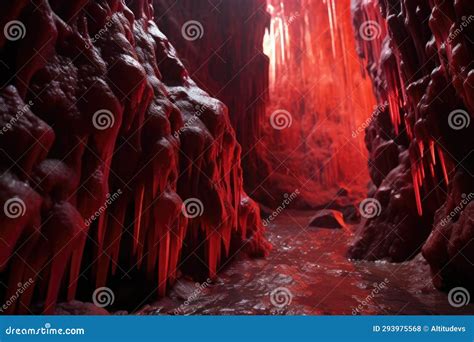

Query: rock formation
[350,0,474,291]
[0,0,269,314]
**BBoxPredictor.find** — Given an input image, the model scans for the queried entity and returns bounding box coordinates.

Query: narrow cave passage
[0,0,473,316]
[139,0,474,315]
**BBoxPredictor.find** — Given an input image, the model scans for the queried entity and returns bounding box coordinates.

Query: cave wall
[152,0,272,199]
[0,0,268,313]
[153,0,378,210]
[350,0,474,290]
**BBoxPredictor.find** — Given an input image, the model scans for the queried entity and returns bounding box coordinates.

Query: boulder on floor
[309,210,347,229]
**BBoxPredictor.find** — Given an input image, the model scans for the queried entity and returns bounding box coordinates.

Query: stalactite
[153,0,271,202]
[0,0,269,314]
[350,0,474,291]
[255,0,377,208]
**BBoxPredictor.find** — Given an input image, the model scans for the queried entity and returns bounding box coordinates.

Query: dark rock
[54,301,110,315]
[422,180,474,290]
[348,152,434,261]
[336,187,349,197]
[309,210,347,229]
[351,0,474,292]
[339,204,361,224]
[0,0,269,314]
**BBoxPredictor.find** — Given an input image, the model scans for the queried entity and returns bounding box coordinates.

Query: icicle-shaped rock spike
[0,0,270,313]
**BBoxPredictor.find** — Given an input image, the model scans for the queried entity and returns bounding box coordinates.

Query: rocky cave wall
[0,0,269,314]
[350,0,474,291]
[152,0,272,200]
[153,0,378,210]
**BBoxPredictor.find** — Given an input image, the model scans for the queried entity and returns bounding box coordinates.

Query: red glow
[260,0,376,206]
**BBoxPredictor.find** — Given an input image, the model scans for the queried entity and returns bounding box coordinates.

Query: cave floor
[138,211,474,315]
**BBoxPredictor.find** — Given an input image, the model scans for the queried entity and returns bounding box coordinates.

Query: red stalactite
[350,0,474,291]
[153,0,272,200]
[0,0,269,314]
[259,0,376,208]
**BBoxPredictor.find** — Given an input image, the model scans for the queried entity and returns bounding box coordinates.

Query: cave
[0,0,473,316]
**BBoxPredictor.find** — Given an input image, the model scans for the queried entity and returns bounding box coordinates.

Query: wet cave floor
[137,211,474,315]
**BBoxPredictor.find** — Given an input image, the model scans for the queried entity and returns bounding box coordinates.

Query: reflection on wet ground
[139,211,474,315]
